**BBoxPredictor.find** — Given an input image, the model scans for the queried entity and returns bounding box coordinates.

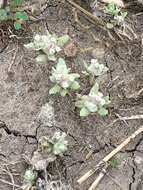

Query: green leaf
[71,81,80,90]
[48,54,56,61]
[49,85,61,94]
[0,16,7,20]
[90,83,99,94]
[60,89,68,96]
[108,158,123,167]
[14,12,28,20]
[98,107,108,115]
[75,100,83,108]
[36,54,47,62]
[121,12,127,19]
[57,35,69,47]
[24,43,35,51]
[80,107,90,117]
[49,76,55,82]
[11,0,24,7]
[57,58,68,73]
[82,71,89,76]
[107,23,114,29]
[14,7,25,12]
[71,73,80,79]
[14,21,21,30]
[0,9,7,16]
[103,96,111,105]
[5,7,10,13]
[7,15,13,19]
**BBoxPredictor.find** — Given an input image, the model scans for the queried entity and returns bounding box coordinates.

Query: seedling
[108,158,124,167]
[105,2,120,16]
[105,2,127,28]
[83,59,108,85]
[39,131,68,157]
[0,0,28,30]
[24,168,37,181]
[24,31,69,62]
[49,58,80,96]
[75,83,110,116]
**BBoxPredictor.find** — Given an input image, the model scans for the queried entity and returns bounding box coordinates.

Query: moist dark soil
[0,0,143,190]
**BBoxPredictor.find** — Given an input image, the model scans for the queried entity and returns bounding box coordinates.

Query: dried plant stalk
[101,0,124,7]
[66,0,105,26]
[78,126,143,186]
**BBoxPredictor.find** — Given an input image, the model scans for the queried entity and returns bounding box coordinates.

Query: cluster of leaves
[105,2,127,28]
[39,132,68,157]
[24,31,69,61]
[83,59,108,85]
[49,58,80,96]
[24,168,37,182]
[24,30,110,117]
[75,83,110,116]
[0,0,28,30]
[108,158,124,167]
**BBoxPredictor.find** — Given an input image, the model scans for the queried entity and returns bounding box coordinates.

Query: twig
[0,178,20,188]
[7,45,18,73]
[107,114,143,128]
[73,8,90,30]
[66,0,105,26]
[78,125,143,187]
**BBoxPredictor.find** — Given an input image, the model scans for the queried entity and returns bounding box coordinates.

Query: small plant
[24,31,69,62]
[105,2,120,16]
[0,0,28,30]
[105,2,127,28]
[75,83,110,116]
[49,58,80,96]
[24,168,37,181]
[83,59,108,85]
[39,131,68,157]
[108,158,124,167]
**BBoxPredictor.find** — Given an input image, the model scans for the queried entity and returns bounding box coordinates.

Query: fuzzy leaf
[57,35,69,47]
[14,21,21,30]
[71,81,80,90]
[80,107,90,117]
[60,89,68,96]
[56,58,68,73]
[36,54,47,62]
[98,107,108,115]
[71,73,80,79]
[49,85,61,94]
[90,83,99,94]
[75,100,83,108]
[24,43,35,51]
[103,96,111,105]
[82,71,89,76]
[49,76,55,82]
[48,54,56,61]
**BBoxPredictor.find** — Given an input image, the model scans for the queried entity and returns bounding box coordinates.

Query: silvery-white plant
[49,58,80,96]
[24,30,69,62]
[39,132,68,157]
[24,168,37,181]
[75,83,110,116]
[83,59,109,85]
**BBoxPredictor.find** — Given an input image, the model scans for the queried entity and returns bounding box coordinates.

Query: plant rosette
[49,58,80,96]
[83,59,109,85]
[24,30,69,62]
[75,83,110,116]
[39,132,68,157]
